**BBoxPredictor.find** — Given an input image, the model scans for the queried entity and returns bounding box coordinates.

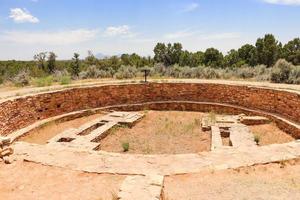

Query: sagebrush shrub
[202,67,220,79]
[53,69,69,81]
[79,65,112,79]
[288,65,300,84]
[270,59,293,83]
[115,65,137,79]
[236,66,255,79]
[12,70,30,87]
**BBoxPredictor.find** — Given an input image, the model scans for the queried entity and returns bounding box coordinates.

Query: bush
[288,65,300,84]
[115,65,137,79]
[201,67,220,79]
[0,76,3,85]
[79,65,112,79]
[165,65,182,78]
[122,142,129,152]
[60,76,71,85]
[179,66,194,78]
[34,76,53,87]
[254,65,271,81]
[235,65,255,79]
[254,134,260,145]
[12,70,30,87]
[270,59,293,83]
[152,63,166,76]
[53,70,69,82]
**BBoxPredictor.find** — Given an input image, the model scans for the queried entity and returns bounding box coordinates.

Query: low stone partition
[0,82,299,138]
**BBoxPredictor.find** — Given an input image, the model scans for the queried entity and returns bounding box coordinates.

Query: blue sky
[0,0,300,60]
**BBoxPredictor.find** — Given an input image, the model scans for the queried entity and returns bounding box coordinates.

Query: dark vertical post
[142,69,150,83]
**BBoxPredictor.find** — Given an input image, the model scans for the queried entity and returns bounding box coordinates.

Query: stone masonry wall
[0,83,299,136]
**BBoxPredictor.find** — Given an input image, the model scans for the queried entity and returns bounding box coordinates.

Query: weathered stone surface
[240,115,270,125]
[0,136,11,146]
[46,112,143,151]
[118,175,163,200]
[0,147,14,157]
[230,125,257,148]
[211,126,223,150]
[12,141,300,176]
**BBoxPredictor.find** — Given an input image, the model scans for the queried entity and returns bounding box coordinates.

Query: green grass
[122,142,129,152]
[34,76,53,87]
[60,75,71,85]
[254,134,260,145]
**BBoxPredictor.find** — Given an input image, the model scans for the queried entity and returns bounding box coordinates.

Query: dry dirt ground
[19,113,104,144]
[1,159,300,200]
[0,161,123,200]
[163,159,300,200]
[250,123,295,145]
[100,111,211,154]
[18,110,294,154]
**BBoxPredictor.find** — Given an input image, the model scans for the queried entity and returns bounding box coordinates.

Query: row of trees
[0,34,299,83]
[153,34,300,68]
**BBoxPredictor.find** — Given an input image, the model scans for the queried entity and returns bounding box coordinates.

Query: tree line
[0,33,299,85]
[154,34,300,68]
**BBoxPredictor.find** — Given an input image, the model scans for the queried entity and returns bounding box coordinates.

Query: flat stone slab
[211,126,223,151]
[240,116,270,125]
[118,175,163,200]
[46,112,143,151]
[230,125,257,148]
[12,141,300,176]
[102,112,144,124]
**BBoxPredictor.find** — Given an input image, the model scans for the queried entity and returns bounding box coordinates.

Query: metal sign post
[142,69,150,83]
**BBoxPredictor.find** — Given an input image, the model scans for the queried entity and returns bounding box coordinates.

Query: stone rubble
[0,137,14,164]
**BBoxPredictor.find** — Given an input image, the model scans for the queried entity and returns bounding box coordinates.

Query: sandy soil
[250,123,295,145]
[19,113,104,144]
[163,159,300,200]
[100,111,211,154]
[0,161,124,200]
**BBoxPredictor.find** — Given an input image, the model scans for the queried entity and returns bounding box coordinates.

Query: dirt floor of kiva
[163,159,300,200]
[18,110,295,154]
[249,123,294,145]
[99,111,211,154]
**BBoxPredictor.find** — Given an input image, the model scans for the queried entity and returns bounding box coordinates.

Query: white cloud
[182,3,199,12]
[9,8,39,23]
[103,25,135,37]
[0,29,98,45]
[262,0,300,5]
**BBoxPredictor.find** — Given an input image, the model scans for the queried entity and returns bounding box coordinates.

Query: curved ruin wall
[0,83,299,136]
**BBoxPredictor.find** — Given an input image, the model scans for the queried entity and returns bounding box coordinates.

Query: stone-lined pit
[1,82,300,141]
[1,81,300,200]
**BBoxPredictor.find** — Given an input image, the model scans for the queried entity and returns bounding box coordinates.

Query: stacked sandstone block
[0,137,13,164]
